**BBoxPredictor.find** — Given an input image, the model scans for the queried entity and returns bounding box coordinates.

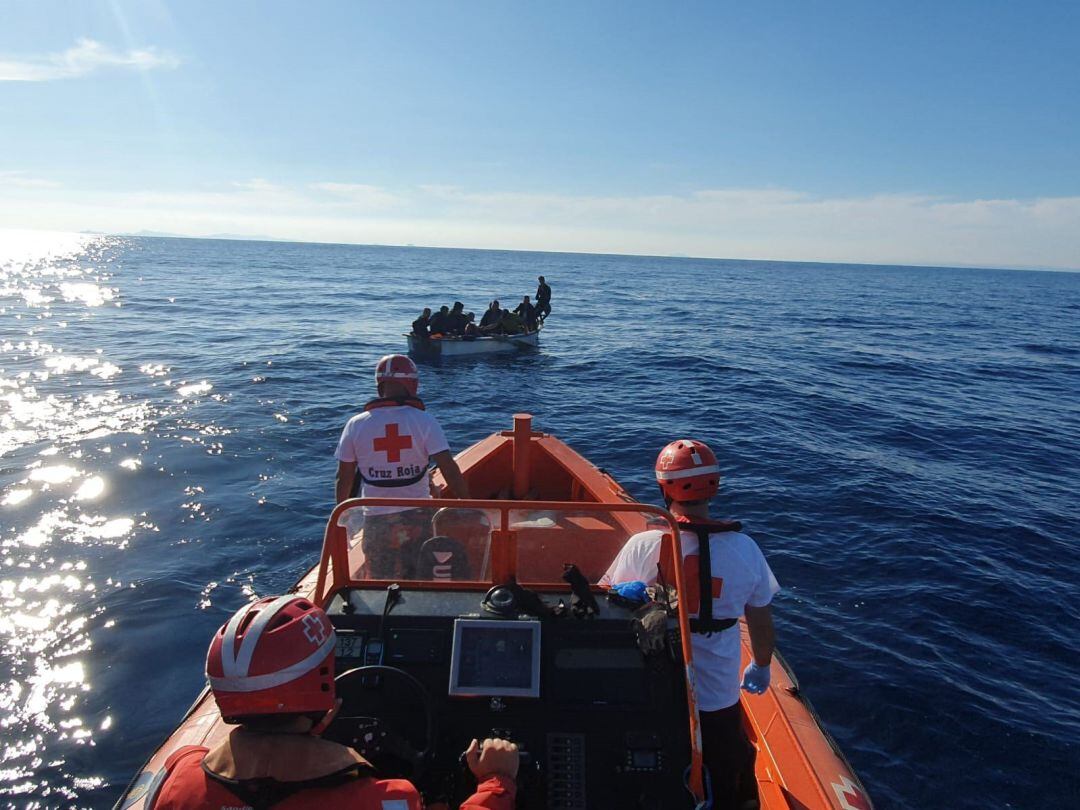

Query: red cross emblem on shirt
[373,423,413,463]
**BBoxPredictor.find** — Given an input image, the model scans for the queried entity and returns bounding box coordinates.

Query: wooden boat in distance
[406,327,540,357]
[114,414,873,810]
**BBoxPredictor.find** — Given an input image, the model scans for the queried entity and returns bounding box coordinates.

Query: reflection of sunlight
[21,289,54,306]
[74,477,105,501]
[1,384,153,452]
[92,517,134,539]
[26,661,87,717]
[0,229,94,266]
[4,509,135,550]
[30,465,78,485]
[0,229,124,803]
[10,509,67,549]
[91,362,121,379]
[177,380,213,398]
[44,355,99,374]
[58,282,114,308]
[6,611,52,633]
[2,488,32,506]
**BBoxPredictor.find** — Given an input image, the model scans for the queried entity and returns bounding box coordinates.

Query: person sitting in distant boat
[601,440,778,810]
[428,305,451,337]
[497,308,526,335]
[535,276,551,323]
[145,595,520,809]
[446,301,469,335]
[513,296,537,331]
[411,307,432,340]
[463,312,481,338]
[480,300,503,332]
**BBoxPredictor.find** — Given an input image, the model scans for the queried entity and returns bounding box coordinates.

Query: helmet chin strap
[309,698,342,736]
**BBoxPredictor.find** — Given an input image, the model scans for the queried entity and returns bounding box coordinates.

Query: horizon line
[83,228,1076,276]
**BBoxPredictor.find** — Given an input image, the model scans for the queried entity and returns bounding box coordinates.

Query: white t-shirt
[602,527,780,711]
[335,405,450,515]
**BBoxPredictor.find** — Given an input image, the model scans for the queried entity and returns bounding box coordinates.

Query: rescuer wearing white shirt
[601,439,779,810]
[335,354,469,578]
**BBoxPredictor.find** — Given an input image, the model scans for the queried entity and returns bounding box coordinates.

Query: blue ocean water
[1,232,1078,808]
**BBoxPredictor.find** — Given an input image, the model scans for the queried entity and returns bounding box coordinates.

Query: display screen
[335,633,362,660]
[449,619,541,697]
[632,750,659,768]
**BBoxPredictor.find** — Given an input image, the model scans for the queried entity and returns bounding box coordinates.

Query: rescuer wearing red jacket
[146,595,518,809]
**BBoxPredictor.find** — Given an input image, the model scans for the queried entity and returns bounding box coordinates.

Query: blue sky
[2,1,1078,269]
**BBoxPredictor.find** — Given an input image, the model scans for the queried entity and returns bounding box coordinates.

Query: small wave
[799,314,877,327]
[1018,342,1078,357]
[833,356,930,376]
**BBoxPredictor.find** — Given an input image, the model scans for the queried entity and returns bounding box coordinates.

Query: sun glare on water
[0,229,146,804]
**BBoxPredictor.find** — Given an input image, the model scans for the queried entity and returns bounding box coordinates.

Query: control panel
[325,588,694,809]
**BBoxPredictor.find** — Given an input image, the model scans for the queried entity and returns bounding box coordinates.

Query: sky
[1,0,1079,270]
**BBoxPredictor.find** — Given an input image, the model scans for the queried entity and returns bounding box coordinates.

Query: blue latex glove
[611,580,648,603]
[741,661,771,694]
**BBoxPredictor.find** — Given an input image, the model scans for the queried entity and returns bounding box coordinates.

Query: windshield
[323,499,674,592]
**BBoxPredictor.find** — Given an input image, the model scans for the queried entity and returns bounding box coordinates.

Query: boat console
[323,586,694,809]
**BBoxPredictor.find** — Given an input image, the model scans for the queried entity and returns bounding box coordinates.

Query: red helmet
[375,354,419,396]
[655,439,721,503]
[206,596,336,721]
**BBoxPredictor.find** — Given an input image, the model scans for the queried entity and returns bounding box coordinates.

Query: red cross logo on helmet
[654,439,721,503]
[375,354,419,397]
[301,613,327,646]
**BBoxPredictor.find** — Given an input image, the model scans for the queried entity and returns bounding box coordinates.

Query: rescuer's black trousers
[700,703,759,810]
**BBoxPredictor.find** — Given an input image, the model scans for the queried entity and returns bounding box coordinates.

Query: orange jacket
[147,729,516,810]
[149,745,422,810]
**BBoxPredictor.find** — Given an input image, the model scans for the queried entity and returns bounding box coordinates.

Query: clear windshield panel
[336,501,671,587]
[339,504,496,583]
[508,507,659,585]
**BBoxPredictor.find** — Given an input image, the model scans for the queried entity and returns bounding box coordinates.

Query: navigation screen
[335,633,362,660]
[449,619,541,698]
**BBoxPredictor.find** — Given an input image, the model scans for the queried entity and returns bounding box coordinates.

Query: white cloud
[0,171,61,189]
[1,179,1077,271]
[0,38,179,82]
[309,182,401,209]
[232,178,285,194]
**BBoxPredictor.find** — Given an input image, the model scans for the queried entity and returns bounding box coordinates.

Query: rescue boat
[115,414,873,810]
[406,328,540,357]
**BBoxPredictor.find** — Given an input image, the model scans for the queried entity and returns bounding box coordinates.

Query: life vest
[350,396,431,492]
[416,535,472,580]
[675,515,744,635]
[363,396,425,412]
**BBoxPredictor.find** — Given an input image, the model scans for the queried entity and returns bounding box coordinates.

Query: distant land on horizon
[64,228,1074,276]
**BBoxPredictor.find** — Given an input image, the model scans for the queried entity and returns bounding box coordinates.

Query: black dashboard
[324,587,695,809]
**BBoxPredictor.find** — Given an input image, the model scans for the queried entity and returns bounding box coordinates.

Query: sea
[0,231,1077,809]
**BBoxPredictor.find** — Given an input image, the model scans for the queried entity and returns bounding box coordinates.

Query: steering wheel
[326,665,437,780]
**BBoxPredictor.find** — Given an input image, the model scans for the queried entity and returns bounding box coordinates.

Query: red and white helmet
[655,439,721,503]
[375,354,419,396]
[206,596,336,721]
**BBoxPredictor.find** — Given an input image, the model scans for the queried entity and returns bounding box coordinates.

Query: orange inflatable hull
[115,414,872,810]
